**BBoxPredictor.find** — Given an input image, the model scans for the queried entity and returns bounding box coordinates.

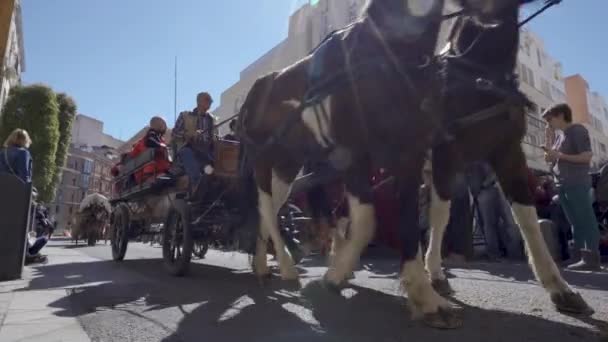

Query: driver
[171,92,218,196]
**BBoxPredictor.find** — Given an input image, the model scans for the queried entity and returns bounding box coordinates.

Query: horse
[73,193,112,246]
[238,0,516,328]
[422,0,593,315]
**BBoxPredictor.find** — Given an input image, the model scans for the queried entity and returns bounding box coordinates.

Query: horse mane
[361,0,406,20]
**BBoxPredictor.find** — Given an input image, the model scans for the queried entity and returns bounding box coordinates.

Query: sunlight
[217,295,255,322]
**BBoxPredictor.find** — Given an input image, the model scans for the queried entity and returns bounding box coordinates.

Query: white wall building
[71,114,123,150]
[215,0,603,173]
[214,0,365,123]
[516,29,568,172]
[0,0,24,113]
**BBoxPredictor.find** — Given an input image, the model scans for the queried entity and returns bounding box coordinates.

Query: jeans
[477,185,523,259]
[177,147,203,191]
[558,184,600,251]
[443,190,472,257]
[28,237,47,256]
[443,176,472,257]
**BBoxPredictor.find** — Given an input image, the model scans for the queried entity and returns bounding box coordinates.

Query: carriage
[108,138,310,276]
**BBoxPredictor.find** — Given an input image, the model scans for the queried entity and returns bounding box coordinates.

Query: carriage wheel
[163,200,193,276]
[87,233,97,246]
[111,204,130,261]
[278,203,306,264]
[192,241,209,259]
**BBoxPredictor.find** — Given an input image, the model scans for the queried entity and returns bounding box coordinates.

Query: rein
[433,0,563,139]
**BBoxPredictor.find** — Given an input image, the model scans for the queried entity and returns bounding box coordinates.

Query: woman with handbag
[0,128,33,184]
[0,129,47,263]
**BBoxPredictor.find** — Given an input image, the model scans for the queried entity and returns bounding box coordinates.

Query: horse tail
[235,142,260,254]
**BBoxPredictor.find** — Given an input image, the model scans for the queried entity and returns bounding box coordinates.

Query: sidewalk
[0,240,92,342]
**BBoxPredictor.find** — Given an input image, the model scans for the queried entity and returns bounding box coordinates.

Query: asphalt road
[24,240,608,342]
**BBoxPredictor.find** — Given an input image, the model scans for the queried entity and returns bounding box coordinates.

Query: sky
[21,0,608,141]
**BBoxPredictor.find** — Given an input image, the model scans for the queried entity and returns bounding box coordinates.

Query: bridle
[432,0,562,141]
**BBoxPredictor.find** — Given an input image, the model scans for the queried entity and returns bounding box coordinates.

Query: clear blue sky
[21,0,607,141]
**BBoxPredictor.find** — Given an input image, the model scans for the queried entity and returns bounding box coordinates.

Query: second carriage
[108,138,310,276]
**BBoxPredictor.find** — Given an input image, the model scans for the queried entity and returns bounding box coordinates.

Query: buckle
[476,78,494,91]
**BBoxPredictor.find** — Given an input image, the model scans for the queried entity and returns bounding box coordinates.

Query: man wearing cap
[172,92,218,196]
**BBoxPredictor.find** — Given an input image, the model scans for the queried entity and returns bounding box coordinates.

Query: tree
[52,93,77,197]
[0,84,60,203]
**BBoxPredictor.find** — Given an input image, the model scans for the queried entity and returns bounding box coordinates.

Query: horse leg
[328,217,353,279]
[398,172,461,329]
[324,170,375,287]
[424,183,453,295]
[491,143,593,315]
[254,167,298,280]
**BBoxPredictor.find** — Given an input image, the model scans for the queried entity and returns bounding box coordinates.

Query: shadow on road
[17,254,604,342]
[448,261,608,291]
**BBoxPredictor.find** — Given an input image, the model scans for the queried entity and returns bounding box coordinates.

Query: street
[6,239,606,342]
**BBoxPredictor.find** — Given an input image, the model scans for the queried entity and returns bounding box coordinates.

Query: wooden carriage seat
[213,139,240,179]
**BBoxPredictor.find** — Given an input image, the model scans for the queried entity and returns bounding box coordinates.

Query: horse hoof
[432,278,455,296]
[256,272,272,285]
[551,291,594,316]
[423,307,463,329]
[322,275,346,294]
[280,268,300,281]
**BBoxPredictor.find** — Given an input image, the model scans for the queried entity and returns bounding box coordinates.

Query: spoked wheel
[111,204,130,261]
[87,233,97,246]
[163,200,193,276]
[278,203,307,264]
[192,241,209,259]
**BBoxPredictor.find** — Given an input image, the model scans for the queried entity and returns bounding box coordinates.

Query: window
[528,101,538,114]
[600,143,607,155]
[56,205,60,214]
[81,175,90,188]
[604,108,608,121]
[541,79,551,99]
[83,160,93,174]
[526,67,535,88]
[348,1,359,23]
[536,48,542,67]
[519,64,535,88]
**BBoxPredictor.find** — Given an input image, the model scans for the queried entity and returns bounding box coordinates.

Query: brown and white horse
[238,0,523,328]
[422,0,593,315]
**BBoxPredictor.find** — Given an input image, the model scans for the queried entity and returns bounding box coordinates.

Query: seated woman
[0,128,33,183]
[130,116,172,184]
[0,129,48,263]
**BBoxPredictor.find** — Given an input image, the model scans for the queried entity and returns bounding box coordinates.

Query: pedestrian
[0,129,48,263]
[442,173,471,264]
[543,103,601,271]
[223,119,239,141]
[171,92,217,197]
[468,162,523,261]
[0,128,33,183]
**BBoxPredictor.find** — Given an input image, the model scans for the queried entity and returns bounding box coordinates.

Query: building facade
[215,0,605,173]
[51,115,122,231]
[0,0,24,114]
[213,0,366,126]
[515,29,568,172]
[71,114,124,150]
[52,145,118,232]
[564,74,608,170]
